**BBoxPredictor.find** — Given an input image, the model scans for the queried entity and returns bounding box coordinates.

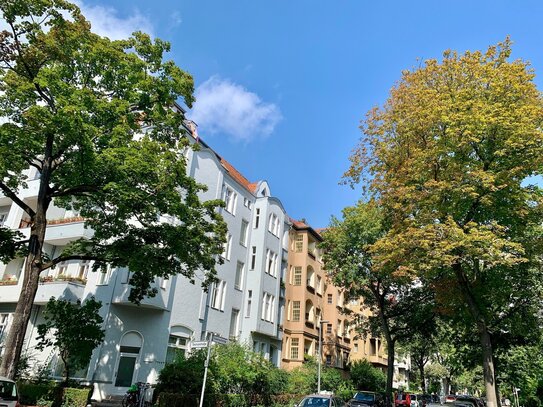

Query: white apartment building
[0,118,288,401]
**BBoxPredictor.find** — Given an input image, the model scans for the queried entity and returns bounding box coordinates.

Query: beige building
[281,220,350,372]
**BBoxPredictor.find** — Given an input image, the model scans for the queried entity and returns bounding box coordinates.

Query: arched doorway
[114,331,143,388]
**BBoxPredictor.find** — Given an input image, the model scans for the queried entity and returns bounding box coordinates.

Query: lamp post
[318,320,329,394]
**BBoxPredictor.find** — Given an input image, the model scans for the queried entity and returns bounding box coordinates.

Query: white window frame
[211,280,227,311]
[239,219,249,247]
[224,186,237,215]
[235,262,244,290]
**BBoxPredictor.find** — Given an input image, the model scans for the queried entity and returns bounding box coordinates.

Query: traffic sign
[191,341,208,349]
[212,336,228,345]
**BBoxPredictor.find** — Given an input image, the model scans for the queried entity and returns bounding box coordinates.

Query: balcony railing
[39,275,87,285]
[19,216,85,229]
[0,279,18,286]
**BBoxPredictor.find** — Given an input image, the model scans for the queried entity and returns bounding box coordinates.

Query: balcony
[112,283,168,310]
[0,279,22,303]
[34,279,86,305]
[19,216,93,245]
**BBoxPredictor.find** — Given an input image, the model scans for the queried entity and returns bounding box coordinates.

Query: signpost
[198,333,229,407]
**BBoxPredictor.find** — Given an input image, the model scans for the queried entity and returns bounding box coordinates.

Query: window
[224,186,237,215]
[290,338,299,359]
[265,250,277,277]
[211,280,227,311]
[78,261,90,280]
[316,276,322,294]
[337,319,342,336]
[246,290,252,317]
[97,266,111,285]
[229,309,240,340]
[55,261,68,277]
[239,220,249,246]
[326,355,332,366]
[254,208,260,228]
[326,323,332,334]
[293,267,302,285]
[268,213,279,236]
[250,247,257,270]
[0,313,10,355]
[243,197,252,209]
[345,322,350,339]
[294,234,303,252]
[327,294,333,304]
[166,335,188,364]
[354,342,359,352]
[260,293,275,322]
[0,212,7,227]
[221,233,232,260]
[235,262,244,290]
[292,301,300,322]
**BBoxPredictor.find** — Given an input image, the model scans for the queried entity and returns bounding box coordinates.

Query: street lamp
[317,320,329,394]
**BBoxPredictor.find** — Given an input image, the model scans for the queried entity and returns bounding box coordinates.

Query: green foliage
[36,297,104,383]
[155,350,207,397]
[345,38,543,404]
[350,359,386,392]
[60,387,91,407]
[156,392,198,407]
[0,0,226,377]
[17,381,56,406]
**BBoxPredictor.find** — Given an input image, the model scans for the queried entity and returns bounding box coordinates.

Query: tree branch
[51,184,100,198]
[0,182,36,217]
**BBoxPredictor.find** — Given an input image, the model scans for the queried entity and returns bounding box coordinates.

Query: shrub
[350,359,386,392]
[61,387,91,407]
[17,381,56,405]
[157,392,199,407]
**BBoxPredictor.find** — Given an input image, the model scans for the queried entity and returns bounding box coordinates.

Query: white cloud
[190,76,282,143]
[74,0,154,40]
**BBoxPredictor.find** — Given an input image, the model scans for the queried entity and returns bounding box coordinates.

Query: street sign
[212,336,228,345]
[191,341,208,349]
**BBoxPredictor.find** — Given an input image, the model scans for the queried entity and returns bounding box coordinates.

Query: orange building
[281,220,351,372]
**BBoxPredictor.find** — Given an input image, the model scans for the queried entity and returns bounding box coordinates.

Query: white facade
[0,127,289,400]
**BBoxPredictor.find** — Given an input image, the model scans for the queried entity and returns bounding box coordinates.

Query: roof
[290,218,324,241]
[183,118,259,195]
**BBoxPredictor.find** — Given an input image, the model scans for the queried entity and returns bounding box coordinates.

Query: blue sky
[77,0,543,228]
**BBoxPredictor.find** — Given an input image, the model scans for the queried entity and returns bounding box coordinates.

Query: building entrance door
[115,354,137,387]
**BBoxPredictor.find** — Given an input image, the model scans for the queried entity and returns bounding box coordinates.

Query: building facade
[0,118,288,400]
[281,220,351,372]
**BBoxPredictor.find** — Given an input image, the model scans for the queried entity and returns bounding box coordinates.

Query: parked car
[295,393,347,406]
[0,376,19,407]
[454,396,484,407]
[395,392,412,407]
[349,391,384,407]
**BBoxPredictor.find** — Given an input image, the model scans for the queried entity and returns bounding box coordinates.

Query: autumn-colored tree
[321,201,435,406]
[0,0,226,379]
[345,39,543,407]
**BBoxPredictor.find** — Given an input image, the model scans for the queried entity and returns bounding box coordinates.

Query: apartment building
[281,220,350,372]
[0,116,288,401]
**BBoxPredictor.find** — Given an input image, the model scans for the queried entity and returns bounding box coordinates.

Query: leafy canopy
[0,0,226,301]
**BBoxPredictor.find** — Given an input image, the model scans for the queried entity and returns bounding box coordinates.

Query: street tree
[0,0,227,378]
[321,201,435,406]
[36,297,105,384]
[345,39,543,407]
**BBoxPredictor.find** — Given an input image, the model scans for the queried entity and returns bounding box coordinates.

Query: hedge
[18,382,91,407]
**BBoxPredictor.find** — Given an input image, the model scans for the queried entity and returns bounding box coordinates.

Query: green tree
[345,39,543,407]
[321,201,435,406]
[350,359,386,392]
[35,297,105,384]
[0,0,226,379]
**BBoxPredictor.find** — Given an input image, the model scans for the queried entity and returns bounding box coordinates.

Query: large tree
[345,39,543,407]
[321,201,435,407]
[0,0,226,379]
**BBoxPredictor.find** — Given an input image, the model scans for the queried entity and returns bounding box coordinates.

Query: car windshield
[397,394,409,401]
[354,393,375,401]
[300,397,330,406]
[0,380,17,401]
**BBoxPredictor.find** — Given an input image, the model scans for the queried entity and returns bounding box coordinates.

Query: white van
[0,376,19,407]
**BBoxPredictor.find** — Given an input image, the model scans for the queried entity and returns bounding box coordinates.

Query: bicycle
[122,382,152,407]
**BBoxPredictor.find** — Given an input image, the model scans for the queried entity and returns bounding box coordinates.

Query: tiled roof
[220,158,258,194]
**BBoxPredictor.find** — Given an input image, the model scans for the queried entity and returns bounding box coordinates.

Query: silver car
[0,376,19,407]
[295,393,347,407]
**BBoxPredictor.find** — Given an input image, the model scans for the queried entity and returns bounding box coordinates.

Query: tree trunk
[419,362,426,393]
[0,248,44,378]
[453,263,498,407]
[386,339,396,407]
[0,148,51,379]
